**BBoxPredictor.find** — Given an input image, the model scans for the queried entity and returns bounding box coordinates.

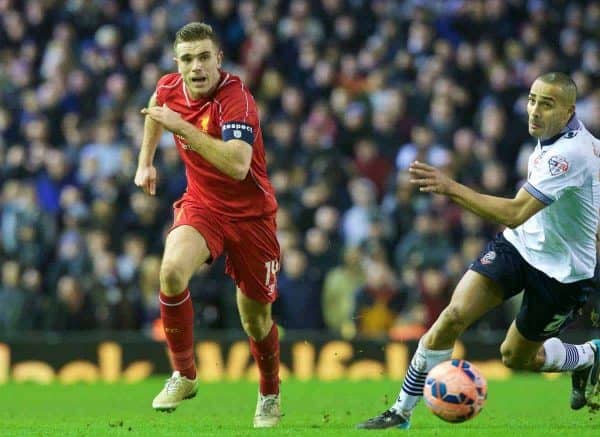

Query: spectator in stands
[353,260,405,338]
[46,275,97,331]
[274,248,324,330]
[322,246,365,336]
[0,261,26,332]
[0,0,597,335]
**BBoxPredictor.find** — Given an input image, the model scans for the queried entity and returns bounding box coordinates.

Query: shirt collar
[539,114,579,147]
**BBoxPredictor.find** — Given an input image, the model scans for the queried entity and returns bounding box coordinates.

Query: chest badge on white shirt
[548,155,569,176]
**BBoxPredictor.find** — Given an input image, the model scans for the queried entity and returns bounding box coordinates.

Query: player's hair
[174,22,220,51]
[536,72,577,105]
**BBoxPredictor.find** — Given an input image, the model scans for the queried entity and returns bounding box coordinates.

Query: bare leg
[152,225,211,410]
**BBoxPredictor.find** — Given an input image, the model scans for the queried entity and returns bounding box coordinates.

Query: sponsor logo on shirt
[548,155,569,176]
[533,150,547,169]
[175,134,191,150]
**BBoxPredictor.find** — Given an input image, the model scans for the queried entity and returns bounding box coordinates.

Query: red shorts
[170,198,280,303]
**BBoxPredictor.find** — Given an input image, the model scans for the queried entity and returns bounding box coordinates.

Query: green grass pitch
[0,375,599,436]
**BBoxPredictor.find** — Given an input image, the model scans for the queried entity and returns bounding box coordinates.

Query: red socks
[159,288,279,391]
[159,289,196,380]
[249,323,280,395]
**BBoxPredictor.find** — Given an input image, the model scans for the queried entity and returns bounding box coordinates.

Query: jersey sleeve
[524,143,587,204]
[218,82,258,146]
[154,73,178,106]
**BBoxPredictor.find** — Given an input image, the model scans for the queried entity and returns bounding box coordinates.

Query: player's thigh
[162,225,211,279]
[433,232,526,334]
[511,271,591,343]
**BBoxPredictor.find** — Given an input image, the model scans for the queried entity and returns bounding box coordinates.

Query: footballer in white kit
[469,115,599,343]
[504,115,599,285]
[358,73,600,431]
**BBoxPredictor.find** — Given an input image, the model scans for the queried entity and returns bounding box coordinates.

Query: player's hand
[134,165,158,196]
[408,160,455,195]
[141,104,186,135]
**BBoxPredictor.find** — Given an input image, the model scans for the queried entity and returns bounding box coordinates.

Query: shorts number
[264,259,280,286]
[542,313,570,334]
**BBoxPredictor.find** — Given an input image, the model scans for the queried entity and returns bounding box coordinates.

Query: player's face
[526,79,574,140]
[175,39,223,99]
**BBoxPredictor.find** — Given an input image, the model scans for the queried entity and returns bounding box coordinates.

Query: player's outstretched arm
[409,160,546,228]
[141,103,251,181]
[135,93,162,195]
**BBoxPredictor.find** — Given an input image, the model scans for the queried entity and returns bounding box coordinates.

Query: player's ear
[564,104,575,121]
[216,50,223,68]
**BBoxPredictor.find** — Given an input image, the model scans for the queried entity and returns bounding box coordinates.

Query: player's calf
[500,349,539,370]
[425,306,470,348]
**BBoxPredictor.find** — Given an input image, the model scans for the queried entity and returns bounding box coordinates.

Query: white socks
[541,337,595,372]
[391,340,453,417]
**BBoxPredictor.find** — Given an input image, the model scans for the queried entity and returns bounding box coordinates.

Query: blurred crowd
[1,0,600,338]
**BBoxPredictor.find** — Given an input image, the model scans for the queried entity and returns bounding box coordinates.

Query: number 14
[264,260,280,285]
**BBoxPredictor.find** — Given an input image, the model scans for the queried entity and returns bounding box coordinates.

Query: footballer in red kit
[154,71,277,219]
[134,22,281,428]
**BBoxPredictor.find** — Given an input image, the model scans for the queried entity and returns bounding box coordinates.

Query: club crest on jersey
[198,115,210,132]
[480,251,496,265]
[548,155,569,176]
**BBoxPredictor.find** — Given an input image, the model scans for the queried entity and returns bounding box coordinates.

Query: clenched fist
[135,165,158,196]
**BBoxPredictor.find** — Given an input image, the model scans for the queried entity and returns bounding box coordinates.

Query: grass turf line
[0,375,599,436]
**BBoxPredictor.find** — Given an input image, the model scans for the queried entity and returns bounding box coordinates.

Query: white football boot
[253,392,281,428]
[152,371,198,412]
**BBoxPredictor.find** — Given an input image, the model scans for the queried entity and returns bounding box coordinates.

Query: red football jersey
[155,71,277,219]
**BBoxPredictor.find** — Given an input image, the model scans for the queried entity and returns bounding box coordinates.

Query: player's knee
[500,347,517,368]
[500,344,530,370]
[240,314,271,341]
[240,319,263,340]
[159,262,187,295]
[501,352,527,369]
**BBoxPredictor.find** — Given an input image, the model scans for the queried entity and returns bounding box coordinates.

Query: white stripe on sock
[159,291,191,307]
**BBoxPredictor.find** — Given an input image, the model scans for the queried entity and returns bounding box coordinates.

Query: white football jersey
[504,117,600,283]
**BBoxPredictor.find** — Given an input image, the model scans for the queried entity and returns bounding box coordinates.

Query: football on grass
[423,359,487,423]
